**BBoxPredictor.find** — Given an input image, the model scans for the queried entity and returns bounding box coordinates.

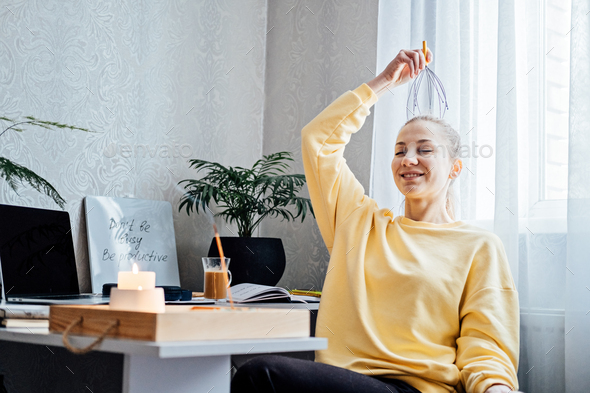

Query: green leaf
[0,117,91,207]
[179,150,313,235]
[0,157,66,208]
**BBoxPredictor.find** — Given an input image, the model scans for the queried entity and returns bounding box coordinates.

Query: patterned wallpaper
[0,0,379,293]
[0,0,267,292]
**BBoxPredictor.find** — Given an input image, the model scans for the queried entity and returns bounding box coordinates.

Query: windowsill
[462,199,568,234]
[463,217,567,234]
[520,307,565,317]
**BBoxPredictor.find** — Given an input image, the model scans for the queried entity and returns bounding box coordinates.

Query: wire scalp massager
[406,41,449,119]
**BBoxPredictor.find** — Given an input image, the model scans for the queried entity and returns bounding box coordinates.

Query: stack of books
[0,304,49,330]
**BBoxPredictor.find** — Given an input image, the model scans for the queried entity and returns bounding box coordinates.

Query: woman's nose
[401,150,419,165]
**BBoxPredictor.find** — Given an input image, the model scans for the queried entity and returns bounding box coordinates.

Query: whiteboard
[85,196,180,293]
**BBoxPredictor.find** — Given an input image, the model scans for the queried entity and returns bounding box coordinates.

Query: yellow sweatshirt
[301,83,520,393]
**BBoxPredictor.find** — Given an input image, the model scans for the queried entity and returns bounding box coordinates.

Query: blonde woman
[231,48,519,393]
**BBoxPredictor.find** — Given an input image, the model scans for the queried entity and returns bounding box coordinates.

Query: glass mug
[202,257,232,300]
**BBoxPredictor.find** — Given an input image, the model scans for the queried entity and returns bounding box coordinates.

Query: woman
[231,48,520,393]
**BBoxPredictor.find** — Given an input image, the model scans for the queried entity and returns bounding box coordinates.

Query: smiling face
[392,120,455,201]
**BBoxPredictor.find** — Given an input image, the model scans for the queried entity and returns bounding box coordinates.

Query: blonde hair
[400,114,461,220]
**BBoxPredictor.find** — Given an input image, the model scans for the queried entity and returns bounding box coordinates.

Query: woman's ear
[449,159,463,179]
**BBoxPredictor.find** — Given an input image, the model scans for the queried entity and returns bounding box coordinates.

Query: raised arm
[301,84,378,252]
[301,48,433,251]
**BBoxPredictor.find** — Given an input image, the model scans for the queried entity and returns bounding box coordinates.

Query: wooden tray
[49,305,310,342]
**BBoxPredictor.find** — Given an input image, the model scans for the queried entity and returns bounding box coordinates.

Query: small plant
[179,151,314,237]
[0,116,91,208]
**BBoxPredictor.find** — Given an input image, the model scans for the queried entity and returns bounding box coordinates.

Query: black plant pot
[207,237,285,286]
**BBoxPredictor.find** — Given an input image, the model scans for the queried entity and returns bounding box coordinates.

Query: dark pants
[231,355,422,393]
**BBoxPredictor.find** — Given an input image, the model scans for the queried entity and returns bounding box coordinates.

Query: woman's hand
[366,48,433,98]
[484,383,521,393]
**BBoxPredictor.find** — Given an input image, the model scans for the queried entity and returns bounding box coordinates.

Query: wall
[0,0,267,292]
[261,0,379,290]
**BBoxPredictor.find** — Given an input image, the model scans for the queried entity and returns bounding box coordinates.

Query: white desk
[0,328,327,393]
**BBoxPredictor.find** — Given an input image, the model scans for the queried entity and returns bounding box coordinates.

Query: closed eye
[396,149,433,156]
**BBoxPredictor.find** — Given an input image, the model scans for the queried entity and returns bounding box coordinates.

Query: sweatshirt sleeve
[455,236,520,393]
[301,84,378,252]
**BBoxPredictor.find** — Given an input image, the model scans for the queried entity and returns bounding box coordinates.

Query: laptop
[0,204,107,305]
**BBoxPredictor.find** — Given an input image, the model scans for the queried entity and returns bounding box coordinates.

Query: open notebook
[229,284,320,304]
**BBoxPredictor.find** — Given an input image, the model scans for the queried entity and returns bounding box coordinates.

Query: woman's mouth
[401,173,424,180]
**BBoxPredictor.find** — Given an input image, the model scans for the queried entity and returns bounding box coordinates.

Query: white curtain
[565,0,590,391]
[372,0,589,392]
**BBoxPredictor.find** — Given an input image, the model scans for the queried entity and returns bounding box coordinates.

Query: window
[466,0,571,232]
[527,0,570,226]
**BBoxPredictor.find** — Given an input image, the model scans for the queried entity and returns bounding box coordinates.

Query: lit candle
[117,263,156,290]
[110,263,165,313]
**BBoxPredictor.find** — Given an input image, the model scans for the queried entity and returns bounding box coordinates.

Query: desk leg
[123,354,231,393]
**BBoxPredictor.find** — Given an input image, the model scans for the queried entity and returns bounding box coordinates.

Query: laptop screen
[0,204,80,297]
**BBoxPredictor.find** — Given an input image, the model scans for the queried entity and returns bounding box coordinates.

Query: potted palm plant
[1,116,90,207]
[178,151,314,286]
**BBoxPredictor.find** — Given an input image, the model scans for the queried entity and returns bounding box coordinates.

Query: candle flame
[132,263,139,274]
